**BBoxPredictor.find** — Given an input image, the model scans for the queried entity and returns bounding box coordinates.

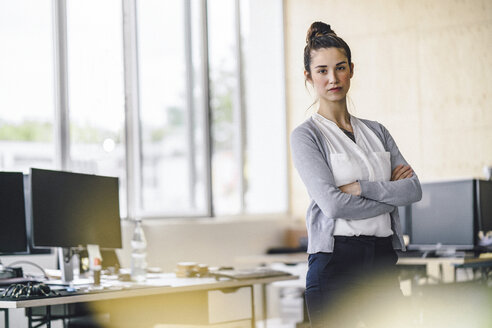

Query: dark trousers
[305,235,403,328]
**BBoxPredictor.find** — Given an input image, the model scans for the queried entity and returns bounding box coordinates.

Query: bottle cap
[93,257,102,270]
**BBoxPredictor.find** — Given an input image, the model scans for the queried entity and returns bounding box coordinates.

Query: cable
[6,261,49,280]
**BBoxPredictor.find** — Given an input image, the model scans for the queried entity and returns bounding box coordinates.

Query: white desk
[0,273,297,328]
[236,253,479,283]
[396,257,465,283]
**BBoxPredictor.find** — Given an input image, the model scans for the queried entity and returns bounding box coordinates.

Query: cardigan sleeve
[358,123,422,206]
[291,126,395,220]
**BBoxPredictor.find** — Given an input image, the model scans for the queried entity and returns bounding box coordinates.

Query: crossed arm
[291,123,422,220]
[291,130,396,220]
[339,164,414,195]
[338,123,422,206]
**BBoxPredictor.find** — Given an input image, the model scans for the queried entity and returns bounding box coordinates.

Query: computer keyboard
[210,267,292,280]
[0,282,107,302]
[0,281,60,301]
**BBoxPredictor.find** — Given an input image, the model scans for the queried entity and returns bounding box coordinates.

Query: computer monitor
[477,179,492,234]
[0,172,28,255]
[397,205,411,236]
[409,179,477,251]
[22,175,52,255]
[30,168,122,249]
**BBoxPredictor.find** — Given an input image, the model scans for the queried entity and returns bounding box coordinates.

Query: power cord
[6,261,49,280]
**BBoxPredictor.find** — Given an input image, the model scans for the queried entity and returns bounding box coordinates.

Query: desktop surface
[0,273,300,328]
[209,267,293,280]
[0,271,298,309]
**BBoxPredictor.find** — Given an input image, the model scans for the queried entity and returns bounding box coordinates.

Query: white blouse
[312,113,393,237]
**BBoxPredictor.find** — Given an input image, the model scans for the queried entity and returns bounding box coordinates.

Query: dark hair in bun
[304,21,352,77]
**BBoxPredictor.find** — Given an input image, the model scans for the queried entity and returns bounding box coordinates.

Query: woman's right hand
[391,164,413,181]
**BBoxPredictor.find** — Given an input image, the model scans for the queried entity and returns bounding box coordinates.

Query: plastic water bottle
[131,219,147,282]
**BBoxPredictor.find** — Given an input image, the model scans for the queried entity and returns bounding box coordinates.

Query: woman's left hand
[339,181,361,196]
[391,164,413,181]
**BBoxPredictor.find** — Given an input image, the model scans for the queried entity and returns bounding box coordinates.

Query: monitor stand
[58,247,75,283]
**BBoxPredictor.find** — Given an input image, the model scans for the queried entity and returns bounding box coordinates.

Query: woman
[290,22,422,327]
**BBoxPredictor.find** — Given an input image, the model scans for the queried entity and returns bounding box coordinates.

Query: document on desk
[144,273,216,287]
[45,278,92,286]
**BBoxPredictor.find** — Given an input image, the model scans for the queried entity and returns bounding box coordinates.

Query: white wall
[2,217,291,275]
[118,216,292,271]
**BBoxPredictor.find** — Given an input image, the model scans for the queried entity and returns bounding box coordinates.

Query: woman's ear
[349,62,354,78]
[304,70,313,84]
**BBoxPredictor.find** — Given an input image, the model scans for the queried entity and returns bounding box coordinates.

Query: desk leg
[27,308,32,328]
[26,306,54,328]
[46,306,51,328]
[250,285,256,328]
[1,309,8,328]
[63,304,68,328]
[262,284,267,328]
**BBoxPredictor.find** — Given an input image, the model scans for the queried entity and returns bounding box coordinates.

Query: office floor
[256,319,305,328]
[263,268,492,328]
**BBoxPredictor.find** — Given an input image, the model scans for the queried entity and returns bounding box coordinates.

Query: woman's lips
[328,87,342,92]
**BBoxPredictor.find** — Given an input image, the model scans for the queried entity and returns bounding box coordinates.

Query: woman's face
[306,47,354,104]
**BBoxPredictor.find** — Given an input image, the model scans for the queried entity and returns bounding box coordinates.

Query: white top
[312,113,393,237]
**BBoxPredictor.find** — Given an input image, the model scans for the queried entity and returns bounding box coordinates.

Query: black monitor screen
[477,180,492,233]
[0,172,28,254]
[410,180,475,249]
[398,205,411,235]
[31,168,122,249]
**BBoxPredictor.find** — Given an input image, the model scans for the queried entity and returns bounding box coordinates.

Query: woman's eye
[318,69,327,74]
[336,66,346,71]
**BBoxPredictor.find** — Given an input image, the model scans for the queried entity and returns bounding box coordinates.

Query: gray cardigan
[291,116,422,253]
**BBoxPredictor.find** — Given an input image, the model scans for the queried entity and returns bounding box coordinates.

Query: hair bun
[306,21,336,44]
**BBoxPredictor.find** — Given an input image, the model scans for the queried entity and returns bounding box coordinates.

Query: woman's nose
[327,70,337,83]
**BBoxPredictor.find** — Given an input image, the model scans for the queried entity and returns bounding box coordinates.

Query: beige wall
[285,0,492,219]
[118,217,292,272]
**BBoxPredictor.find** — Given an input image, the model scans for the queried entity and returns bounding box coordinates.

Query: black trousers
[305,235,403,328]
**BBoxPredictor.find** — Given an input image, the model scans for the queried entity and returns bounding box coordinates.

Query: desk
[397,257,465,283]
[0,273,297,328]
[235,254,492,327]
[237,253,492,283]
[453,258,492,283]
[397,257,492,283]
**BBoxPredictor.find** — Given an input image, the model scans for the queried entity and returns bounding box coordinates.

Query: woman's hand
[391,164,413,181]
[339,181,361,196]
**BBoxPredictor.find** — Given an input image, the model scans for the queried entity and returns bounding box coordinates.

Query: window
[0,0,55,172]
[137,0,208,216]
[241,0,287,213]
[1,0,287,219]
[208,0,287,215]
[208,0,241,215]
[66,0,127,214]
